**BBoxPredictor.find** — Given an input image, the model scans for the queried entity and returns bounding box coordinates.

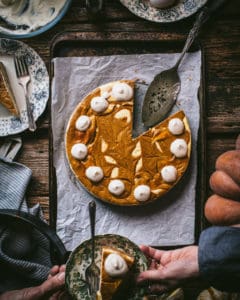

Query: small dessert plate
[120,0,208,23]
[0,38,49,136]
[66,234,148,300]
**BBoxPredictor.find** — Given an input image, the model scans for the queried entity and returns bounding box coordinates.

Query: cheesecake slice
[97,246,135,300]
[0,62,19,116]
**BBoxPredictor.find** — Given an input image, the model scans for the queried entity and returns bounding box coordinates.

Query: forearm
[0,287,42,300]
[199,226,240,292]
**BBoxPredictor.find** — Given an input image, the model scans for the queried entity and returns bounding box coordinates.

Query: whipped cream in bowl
[0,0,71,38]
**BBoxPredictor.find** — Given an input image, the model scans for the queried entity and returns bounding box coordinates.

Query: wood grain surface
[0,0,239,298]
[11,0,239,222]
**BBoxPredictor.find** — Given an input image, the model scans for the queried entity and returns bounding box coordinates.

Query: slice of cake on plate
[96,246,135,300]
[0,62,19,116]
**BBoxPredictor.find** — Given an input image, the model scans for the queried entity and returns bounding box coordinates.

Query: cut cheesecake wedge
[97,246,135,300]
[65,80,191,206]
[0,62,19,116]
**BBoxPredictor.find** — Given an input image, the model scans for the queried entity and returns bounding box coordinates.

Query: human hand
[136,245,199,294]
[0,265,70,300]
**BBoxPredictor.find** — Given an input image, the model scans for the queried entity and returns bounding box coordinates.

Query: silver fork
[14,55,37,132]
[85,201,100,299]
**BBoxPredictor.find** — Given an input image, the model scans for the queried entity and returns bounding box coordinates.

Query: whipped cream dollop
[111,82,133,101]
[170,139,188,158]
[75,115,91,131]
[71,143,88,160]
[161,165,177,183]
[134,185,151,202]
[149,0,175,9]
[91,96,108,113]
[108,180,125,196]
[85,166,104,183]
[168,118,185,135]
[104,253,128,277]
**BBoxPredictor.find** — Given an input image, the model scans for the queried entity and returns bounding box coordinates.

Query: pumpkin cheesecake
[65,80,191,205]
[0,62,19,116]
[96,246,134,300]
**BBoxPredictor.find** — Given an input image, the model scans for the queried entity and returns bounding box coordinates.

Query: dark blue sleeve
[198,226,240,292]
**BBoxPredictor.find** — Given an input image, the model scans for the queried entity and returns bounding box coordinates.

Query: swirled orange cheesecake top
[65,80,191,206]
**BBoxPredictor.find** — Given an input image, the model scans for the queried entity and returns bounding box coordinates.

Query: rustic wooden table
[5,0,240,297]
[17,0,240,221]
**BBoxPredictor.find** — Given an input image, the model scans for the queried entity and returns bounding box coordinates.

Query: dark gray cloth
[0,138,51,293]
[199,226,240,292]
[0,157,31,210]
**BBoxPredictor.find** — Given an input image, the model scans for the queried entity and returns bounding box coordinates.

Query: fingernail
[57,271,65,282]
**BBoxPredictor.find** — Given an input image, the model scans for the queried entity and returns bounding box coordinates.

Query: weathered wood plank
[63,0,240,23]
[0,1,238,297]
[17,133,49,196]
[27,196,50,222]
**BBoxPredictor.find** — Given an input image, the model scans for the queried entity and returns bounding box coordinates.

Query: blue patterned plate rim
[65,234,149,300]
[0,0,72,39]
[120,0,208,23]
[0,38,49,136]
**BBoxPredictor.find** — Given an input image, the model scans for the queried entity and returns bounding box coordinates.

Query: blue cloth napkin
[0,137,51,293]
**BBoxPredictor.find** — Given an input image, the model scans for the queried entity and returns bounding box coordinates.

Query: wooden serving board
[49,31,207,245]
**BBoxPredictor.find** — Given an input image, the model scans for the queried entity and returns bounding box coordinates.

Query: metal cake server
[142,0,227,128]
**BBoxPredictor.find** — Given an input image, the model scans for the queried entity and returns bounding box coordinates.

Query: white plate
[0,38,49,136]
[120,0,208,23]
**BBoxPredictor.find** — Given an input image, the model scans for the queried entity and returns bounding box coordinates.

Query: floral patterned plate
[0,38,49,136]
[66,234,149,300]
[120,0,208,23]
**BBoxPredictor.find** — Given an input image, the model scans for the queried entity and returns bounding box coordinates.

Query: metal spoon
[142,0,227,128]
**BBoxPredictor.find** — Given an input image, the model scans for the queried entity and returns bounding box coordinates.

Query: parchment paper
[52,52,201,251]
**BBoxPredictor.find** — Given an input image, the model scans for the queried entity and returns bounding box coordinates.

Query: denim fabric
[199,226,240,292]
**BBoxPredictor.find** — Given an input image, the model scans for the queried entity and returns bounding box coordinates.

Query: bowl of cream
[0,0,72,38]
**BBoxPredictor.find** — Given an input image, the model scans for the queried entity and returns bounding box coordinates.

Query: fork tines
[14,56,29,78]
